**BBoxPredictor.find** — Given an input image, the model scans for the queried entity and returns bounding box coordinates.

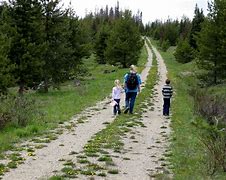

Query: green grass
[150,39,226,179]
[0,51,132,154]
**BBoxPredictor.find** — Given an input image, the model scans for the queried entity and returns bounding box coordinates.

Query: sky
[62,0,208,24]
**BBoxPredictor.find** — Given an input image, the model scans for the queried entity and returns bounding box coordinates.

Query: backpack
[126,73,138,90]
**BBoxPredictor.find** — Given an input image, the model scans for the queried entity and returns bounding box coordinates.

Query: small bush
[0,94,41,128]
[193,88,226,174]
[174,39,194,63]
[193,89,226,125]
[161,40,170,52]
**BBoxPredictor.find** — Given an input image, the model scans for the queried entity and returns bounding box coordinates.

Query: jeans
[125,92,137,113]
[163,98,170,115]
[113,99,121,115]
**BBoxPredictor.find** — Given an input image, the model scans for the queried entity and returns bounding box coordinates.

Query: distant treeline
[145,0,226,85]
[0,0,143,94]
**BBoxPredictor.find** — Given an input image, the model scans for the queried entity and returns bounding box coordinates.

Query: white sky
[62,0,208,24]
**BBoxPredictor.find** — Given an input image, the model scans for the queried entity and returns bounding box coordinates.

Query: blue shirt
[124,72,142,93]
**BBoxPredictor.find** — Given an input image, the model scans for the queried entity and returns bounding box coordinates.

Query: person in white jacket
[112,79,123,115]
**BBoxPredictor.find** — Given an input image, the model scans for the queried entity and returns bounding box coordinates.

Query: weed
[63,160,75,167]
[97,155,112,162]
[107,169,119,174]
[97,172,107,177]
[27,148,35,152]
[77,159,90,164]
[48,176,63,180]
[7,161,17,169]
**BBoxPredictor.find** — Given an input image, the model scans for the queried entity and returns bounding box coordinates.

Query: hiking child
[124,65,141,114]
[112,79,123,115]
[162,79,173,116]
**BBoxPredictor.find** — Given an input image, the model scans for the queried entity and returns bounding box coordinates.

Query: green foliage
[192,87,226,173]
[146,18,184,46]
[174,39,194,63]
[189,4,205,49]
[9,0,45,93]
[0,95,41,128]
[105,10,144,67]
[179,16,192,40]
[193,88,226,125]
[94,24,110,64]
[194,117,226,174]
[197,0,226,84]
[0,4,15,94]
[161,40,170,52]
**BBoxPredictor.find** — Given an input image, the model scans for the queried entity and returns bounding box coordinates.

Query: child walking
[112,79,123,115]
[162,79,173,116]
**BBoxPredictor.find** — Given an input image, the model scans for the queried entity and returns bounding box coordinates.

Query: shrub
[174,39,194,63]
[0,95,40,128]
[193,89,226,125]
[193,88,226,174]
[161,40,170,52]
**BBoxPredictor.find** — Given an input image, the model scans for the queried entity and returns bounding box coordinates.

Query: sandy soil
[1,40,171,180]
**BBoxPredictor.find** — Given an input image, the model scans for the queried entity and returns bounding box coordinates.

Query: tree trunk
[214,60,217,84]
[18,82,24,95]
[44,77,48,93]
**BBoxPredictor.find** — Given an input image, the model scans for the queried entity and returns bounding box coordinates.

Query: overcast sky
[62,0,208,24]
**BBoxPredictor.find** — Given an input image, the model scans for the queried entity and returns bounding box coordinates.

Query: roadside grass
[0,44,150,177]
[56,41,158,178]
[150,39,226,179]
[0,54,129,155]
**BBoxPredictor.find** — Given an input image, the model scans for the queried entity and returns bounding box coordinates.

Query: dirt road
[2,39,171,180]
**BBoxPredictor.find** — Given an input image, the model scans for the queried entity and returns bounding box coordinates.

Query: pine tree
[0,4,15,94]
[189,4,205,49]
[174,39,194,63]
[197,0,226,84]
[65,3,91,77]
[9,0,45,94]
[41,0,70,91]
[94,24,110,64]
[105,10,143,68]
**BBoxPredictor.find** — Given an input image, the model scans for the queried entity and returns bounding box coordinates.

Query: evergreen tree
[0,4,15,94]
[105,10,143,68]
[41,0,71,91]
[174,39,194,63]
[94,24,110,64]
[65,4,91,77]
[189,4,205,49]
[197,0,226,84]
[179,16,191,40]
[9,0,45,94]
[164,18,180,46]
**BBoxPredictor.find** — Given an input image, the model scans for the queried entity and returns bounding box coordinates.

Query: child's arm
[112,87,115,100]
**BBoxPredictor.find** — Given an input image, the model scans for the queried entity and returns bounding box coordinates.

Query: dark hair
[165,79,170,84]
